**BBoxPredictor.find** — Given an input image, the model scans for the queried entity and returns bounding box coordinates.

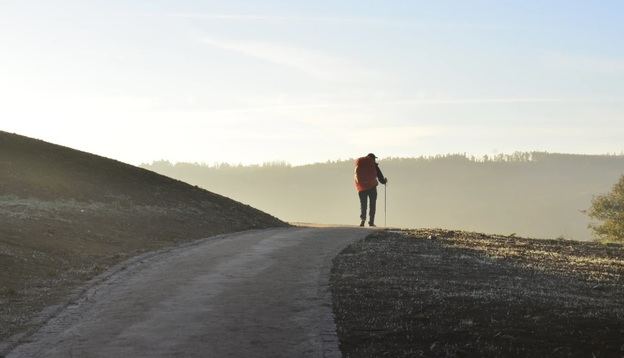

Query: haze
[144,153,624,241]
[2,1,624,165]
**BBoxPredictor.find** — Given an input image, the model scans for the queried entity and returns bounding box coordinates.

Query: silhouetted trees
[588,175,624,242]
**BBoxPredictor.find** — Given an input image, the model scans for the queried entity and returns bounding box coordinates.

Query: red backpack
[354,156,378,192]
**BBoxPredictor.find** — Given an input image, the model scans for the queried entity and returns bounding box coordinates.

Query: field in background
[144,153,624,241]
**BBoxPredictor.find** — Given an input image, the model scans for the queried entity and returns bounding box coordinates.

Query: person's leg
[369,187,378,225]
[358,190,367,225]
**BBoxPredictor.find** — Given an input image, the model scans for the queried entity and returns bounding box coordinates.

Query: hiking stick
[384,183,387,227]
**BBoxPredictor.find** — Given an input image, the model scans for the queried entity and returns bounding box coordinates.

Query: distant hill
[143,153,624,241]
[0,131,286,342]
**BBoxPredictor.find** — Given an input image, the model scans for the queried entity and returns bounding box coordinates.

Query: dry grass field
[331,229,624,357]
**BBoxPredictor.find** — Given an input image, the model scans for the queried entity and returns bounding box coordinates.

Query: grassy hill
[0,131,286,342]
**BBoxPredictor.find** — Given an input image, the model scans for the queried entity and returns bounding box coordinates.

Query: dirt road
[6,227,367,358]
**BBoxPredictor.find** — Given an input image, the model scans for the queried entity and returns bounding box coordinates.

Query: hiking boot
[359,220,365,227]
[368,222,376,227]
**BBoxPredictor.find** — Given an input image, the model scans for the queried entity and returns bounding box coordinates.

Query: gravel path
[7,227,367,358]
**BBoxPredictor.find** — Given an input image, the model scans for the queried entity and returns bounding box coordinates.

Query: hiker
[354,153,387,227]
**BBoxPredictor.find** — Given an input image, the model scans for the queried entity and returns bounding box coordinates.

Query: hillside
[0,131,286,342]
[143,154,624,241]
[331,229,624,357]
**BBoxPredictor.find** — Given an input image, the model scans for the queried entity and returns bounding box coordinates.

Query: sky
[1,0,623,165]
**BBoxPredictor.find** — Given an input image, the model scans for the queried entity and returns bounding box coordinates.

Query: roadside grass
[0,199,284,343]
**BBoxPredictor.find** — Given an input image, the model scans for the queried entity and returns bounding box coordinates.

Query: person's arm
[375,164,387,184]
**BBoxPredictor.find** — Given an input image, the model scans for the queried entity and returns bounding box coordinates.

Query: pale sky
[1,0,623,165]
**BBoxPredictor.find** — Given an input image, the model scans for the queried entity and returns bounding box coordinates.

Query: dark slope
[0,130,286,342]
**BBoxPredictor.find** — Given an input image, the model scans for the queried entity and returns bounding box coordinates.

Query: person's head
[367,153,378,161]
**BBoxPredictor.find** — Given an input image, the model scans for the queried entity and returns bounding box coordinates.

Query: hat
[367,153,378,159]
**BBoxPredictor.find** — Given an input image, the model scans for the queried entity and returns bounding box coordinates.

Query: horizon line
[139,151,624,168]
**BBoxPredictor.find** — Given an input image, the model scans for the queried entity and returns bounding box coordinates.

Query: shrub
[588,175,624,242]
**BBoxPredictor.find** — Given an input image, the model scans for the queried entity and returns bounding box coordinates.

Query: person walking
[354,153,387,227]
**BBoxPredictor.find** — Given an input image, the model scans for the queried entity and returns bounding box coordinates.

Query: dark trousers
[358,187,377,223]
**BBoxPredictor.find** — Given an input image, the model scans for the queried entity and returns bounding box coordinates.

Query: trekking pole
[384,182,387,227]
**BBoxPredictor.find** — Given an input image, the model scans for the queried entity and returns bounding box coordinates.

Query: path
[7,227,367,358]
